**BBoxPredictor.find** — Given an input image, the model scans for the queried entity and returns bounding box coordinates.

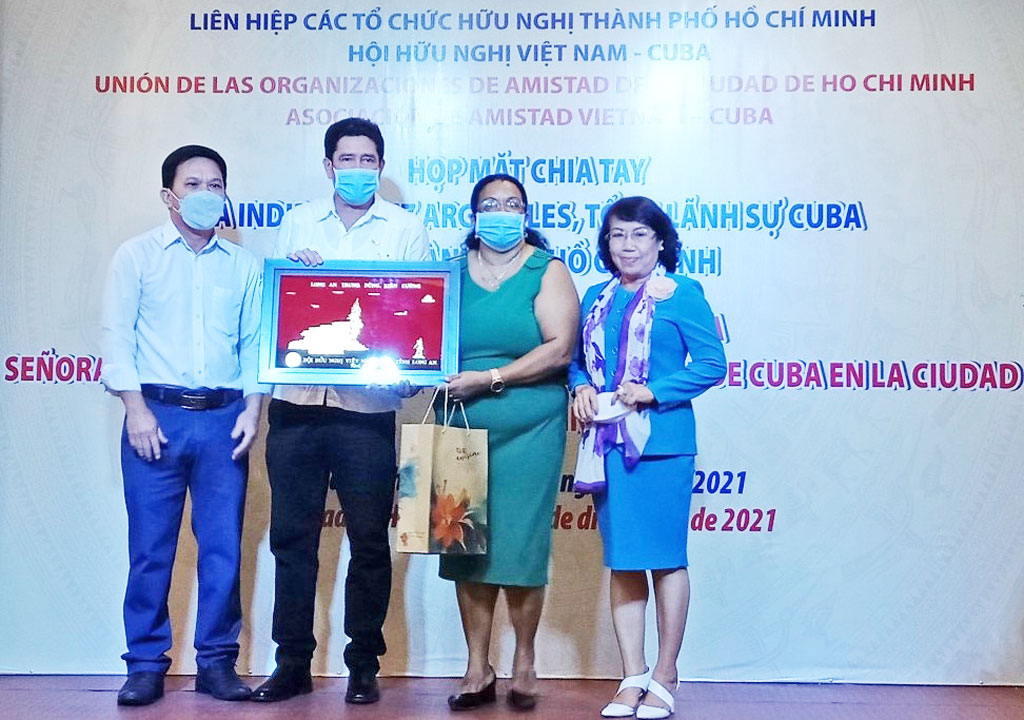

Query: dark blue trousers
[120,398,247,673]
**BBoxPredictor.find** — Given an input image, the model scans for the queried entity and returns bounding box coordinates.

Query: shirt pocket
[208,285,243,339]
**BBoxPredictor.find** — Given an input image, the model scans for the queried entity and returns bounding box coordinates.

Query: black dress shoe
[195,663,252,701]
[345,669,380,704]
[117,671,164,706]
[507,688,537,711]
[250,664,313,703]
[447,676,497,711]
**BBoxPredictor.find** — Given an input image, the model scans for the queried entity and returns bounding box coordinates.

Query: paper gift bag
[396,391,488,554]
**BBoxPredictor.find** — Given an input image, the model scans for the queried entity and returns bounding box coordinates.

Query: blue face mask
[475,211,525,252]
[334,167,379,206]
[171,190,225,231]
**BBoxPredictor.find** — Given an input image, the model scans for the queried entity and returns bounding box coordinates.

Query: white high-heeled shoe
[635,678,677,719]
[600,666,654,718]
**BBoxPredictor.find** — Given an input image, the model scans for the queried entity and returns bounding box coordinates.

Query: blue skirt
[594,451,694,571]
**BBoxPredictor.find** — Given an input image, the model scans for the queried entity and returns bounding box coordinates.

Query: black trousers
[265,400,396,672]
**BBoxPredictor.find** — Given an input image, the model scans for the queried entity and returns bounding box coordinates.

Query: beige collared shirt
[271,194,431,413]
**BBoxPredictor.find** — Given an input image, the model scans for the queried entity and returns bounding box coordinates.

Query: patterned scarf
[573,266,664,494]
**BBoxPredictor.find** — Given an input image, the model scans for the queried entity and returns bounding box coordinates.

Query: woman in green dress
[440,174,579,711]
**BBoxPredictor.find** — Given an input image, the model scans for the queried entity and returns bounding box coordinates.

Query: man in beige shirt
[251,118,429,706]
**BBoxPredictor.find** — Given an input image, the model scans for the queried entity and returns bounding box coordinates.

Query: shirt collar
[158,219,229,254]
[317,194,391,225]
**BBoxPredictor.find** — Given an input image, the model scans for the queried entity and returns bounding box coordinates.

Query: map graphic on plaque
[275,273,446,373]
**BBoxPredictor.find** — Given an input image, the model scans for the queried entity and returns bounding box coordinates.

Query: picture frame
[258,259,461,386]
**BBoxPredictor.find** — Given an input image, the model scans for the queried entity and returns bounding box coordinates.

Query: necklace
[475,245,524,288]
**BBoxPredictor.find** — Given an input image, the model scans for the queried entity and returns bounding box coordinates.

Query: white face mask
[168,189,225,230]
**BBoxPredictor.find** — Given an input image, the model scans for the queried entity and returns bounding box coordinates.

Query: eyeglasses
[607,228,656,243]
[478,197,525,213]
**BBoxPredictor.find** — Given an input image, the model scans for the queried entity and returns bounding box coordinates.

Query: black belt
[141,384,242,411]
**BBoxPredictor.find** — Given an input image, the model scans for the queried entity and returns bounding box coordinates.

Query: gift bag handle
[421,384,471,430]
[421,385,445,425]
[450,399,471,430]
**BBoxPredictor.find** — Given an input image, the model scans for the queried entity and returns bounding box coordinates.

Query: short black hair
[161,145,227,189]
[324,117,385,161]
[597,196,679,274]
[464,173,549,251]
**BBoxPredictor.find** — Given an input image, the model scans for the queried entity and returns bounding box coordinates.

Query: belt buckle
[180,390,212,411]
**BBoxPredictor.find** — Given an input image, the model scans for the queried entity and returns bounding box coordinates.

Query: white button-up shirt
[271,194,431,413]
[101,221,266,397]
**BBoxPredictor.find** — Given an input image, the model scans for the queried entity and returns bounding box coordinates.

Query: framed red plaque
[258,260,460,385]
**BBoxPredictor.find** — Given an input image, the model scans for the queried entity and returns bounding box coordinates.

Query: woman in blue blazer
[569,197,726,719]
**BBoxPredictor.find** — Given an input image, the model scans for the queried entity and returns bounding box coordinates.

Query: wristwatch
[489,368,506,393]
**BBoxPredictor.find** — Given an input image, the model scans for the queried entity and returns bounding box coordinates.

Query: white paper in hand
[593,391,630,423]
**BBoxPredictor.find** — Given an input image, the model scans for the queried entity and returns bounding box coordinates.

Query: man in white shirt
[251,118,429,705]
[101,145,265,706]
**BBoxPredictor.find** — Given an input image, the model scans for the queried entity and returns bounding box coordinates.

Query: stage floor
[1,675,1021,719]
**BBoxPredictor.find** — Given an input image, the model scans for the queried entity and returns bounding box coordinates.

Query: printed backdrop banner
[2,1,1024,683]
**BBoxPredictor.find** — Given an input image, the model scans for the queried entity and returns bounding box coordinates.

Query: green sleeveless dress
[438,249,568,586]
